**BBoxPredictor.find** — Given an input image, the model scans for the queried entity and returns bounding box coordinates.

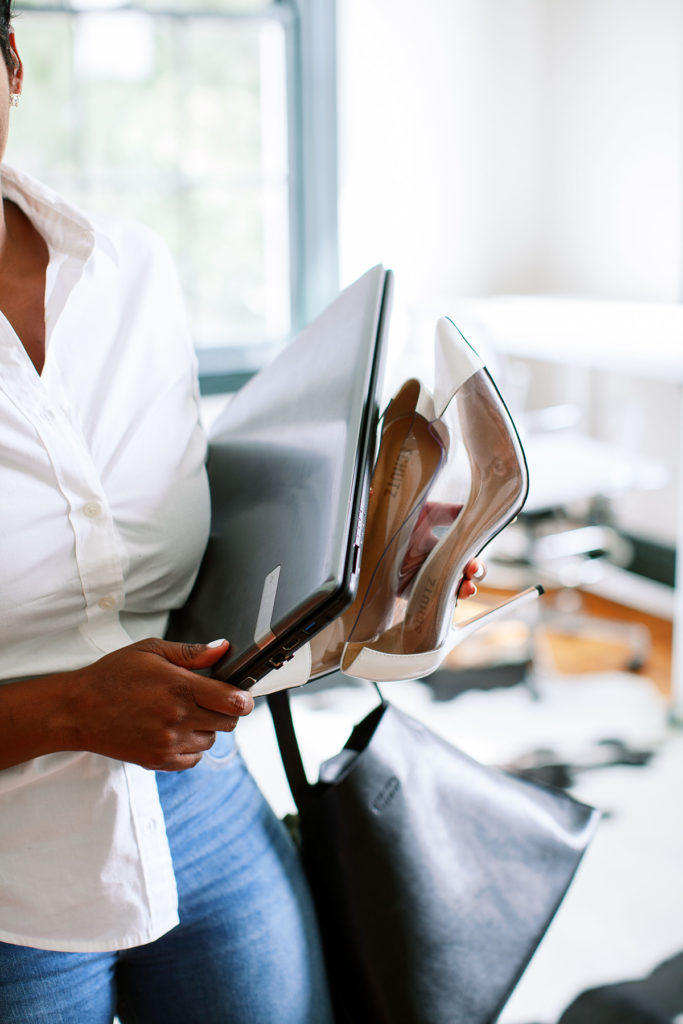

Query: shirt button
[98,596,117,611]
[84,501,102,519]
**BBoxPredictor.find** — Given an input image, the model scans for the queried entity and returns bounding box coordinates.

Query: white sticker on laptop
[254,565,280,648]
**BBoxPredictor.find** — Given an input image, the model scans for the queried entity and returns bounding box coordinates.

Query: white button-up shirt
[0,165,211,952]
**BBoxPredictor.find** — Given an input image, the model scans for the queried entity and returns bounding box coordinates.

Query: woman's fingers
[465,558,486,582]
[70,639,256,771]
[459,558,486,599]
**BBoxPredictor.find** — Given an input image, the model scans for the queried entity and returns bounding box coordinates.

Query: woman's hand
[1,639,252,772]
[65,638,253,771]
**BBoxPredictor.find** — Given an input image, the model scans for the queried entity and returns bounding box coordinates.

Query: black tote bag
[268,688,600,1024]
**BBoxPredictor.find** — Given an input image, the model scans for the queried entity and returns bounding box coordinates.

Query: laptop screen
[167,265,393,688]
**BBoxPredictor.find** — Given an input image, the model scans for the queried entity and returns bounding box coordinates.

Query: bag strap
[267,682,386,812]
[267,690,312,811]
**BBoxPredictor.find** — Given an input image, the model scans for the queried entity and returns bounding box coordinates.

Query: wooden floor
[451,586,673,698]
[540,589,673,698]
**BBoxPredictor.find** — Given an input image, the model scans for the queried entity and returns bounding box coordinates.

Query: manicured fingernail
[236,692,254,714]
[472,565,486,580]
[207,638,228,648]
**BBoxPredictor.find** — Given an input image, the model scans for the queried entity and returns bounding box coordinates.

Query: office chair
[484,405,668,675]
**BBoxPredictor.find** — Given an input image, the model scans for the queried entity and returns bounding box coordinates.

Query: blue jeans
[0,734,333,1024]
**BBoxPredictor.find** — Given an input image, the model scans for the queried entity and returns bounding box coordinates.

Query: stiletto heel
[309,377,447,678]
[341,317,541,682]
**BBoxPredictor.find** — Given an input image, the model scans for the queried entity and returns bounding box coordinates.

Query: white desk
[447,296,683,714]
[455,296,683,382]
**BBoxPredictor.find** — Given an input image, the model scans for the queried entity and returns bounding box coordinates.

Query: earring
[9,93,19,108]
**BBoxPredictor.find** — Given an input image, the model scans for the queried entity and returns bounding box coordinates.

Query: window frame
[12,0,339,395]
[199,0,339,394]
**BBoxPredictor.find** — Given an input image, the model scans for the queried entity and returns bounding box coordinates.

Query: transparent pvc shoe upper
[306,376,447,678]
[250,317,541,696]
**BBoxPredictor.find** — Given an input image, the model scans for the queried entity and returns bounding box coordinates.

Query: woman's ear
[8,31,23,97]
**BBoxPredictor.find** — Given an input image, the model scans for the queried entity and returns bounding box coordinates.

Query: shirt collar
[1,163,118,265]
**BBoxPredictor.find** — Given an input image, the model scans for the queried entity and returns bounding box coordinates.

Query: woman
[0,10,483,1023]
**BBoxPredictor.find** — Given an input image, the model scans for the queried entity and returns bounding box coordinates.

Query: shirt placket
[26,373,132,652]
[44,248,135,653]
[23,345,180,930]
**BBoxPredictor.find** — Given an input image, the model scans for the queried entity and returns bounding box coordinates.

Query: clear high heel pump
[340,317,542,682]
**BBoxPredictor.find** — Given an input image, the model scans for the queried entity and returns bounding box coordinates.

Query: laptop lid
[167,264,393,688]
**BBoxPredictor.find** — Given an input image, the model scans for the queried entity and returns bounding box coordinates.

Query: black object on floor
[422,660,532,700]
[555,950,683,1023]
[503,738,656,790]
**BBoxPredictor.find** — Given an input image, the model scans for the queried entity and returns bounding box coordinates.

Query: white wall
[337,0,683,304]
[539,0,683,301]
[336,0,683,548]
[337,0,546,304]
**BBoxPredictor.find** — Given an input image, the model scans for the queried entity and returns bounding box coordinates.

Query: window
[7,0,338,392]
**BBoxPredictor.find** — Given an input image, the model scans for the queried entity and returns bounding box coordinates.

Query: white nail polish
[207,638,227,648]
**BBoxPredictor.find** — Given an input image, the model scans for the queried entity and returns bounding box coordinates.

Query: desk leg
[671,391,683,723]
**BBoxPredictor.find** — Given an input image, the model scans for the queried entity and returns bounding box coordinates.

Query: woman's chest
[0,342,209,639]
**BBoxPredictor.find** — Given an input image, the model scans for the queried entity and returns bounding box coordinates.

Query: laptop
[167,264,393,689]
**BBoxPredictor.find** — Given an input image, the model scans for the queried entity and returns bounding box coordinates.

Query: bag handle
[267,690,312,811]
[267,682,386,812]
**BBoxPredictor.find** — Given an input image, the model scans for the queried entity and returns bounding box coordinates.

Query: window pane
[8,5,291,347]
[16,0,275,13]
[138,0,275,14]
